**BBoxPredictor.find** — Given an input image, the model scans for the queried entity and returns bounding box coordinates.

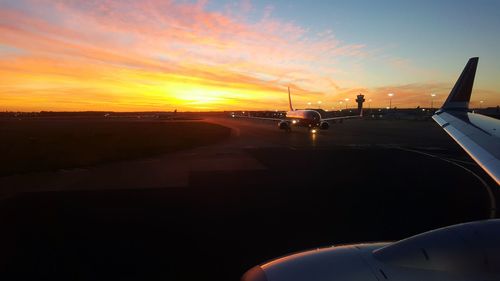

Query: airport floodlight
[311,129,317,134]
[431,93,436,97]
[388,93,394,108]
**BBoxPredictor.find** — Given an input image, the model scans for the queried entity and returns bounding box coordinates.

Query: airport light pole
[430,93,436,109]
[388,93,394,109]
[344,98,349,110]
[317,100,322,109]
[307,102,311,108]
[480,100,484,109]
[368,99,372,113]
[339,101,343,111]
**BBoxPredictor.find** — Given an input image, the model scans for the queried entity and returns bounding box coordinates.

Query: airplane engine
[278,121,290,130]
[320,121,329,130]
[242,220,500,281]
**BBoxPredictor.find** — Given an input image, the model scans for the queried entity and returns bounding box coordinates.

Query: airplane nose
[241,266,268,281]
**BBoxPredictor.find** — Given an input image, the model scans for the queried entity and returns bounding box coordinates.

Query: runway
[0,116,497,280]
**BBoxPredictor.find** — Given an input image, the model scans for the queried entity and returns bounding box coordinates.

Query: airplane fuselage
[285,110,322,128]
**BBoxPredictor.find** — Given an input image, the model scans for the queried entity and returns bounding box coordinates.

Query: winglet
[288,87,294,111]
[441,57,478,111]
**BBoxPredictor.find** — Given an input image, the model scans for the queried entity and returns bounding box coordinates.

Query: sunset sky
[1,0,499,111]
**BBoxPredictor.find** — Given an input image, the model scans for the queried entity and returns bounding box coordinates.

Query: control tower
[356,94,365,114]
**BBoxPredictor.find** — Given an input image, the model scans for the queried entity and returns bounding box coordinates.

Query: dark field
[0,119,230,176]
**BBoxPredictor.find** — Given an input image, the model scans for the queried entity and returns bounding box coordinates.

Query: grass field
[0,119,230,176]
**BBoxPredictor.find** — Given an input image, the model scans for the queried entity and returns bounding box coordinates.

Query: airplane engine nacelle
[278,121,290,130]
[320,121,330,130]
[242,220,500,281]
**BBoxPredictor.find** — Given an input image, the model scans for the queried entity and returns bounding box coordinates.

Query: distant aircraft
[234,87,363,133]
[433,57,500,185]
[241,58,500,281]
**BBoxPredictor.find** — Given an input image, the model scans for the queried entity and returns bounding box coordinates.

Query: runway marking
[389,145,496,219]
[439,158,475,166]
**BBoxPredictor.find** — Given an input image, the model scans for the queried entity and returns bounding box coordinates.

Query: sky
[1,0,499,111]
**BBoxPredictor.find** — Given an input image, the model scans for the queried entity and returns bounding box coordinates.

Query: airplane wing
[236,114,362,122]
[432,57,500,185]
[322,114,362,122]
[232,115,283,121]
[322,109,363,122]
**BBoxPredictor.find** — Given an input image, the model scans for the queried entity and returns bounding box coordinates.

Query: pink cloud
[1,0,367,74]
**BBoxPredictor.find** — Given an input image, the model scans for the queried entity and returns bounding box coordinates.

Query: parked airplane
[241,58,500,281]
[432,57,500,185]
[234,88,363,133]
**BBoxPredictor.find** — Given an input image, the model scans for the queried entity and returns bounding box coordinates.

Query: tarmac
[0,116,498,280]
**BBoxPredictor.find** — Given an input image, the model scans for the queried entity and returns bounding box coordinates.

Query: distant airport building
[356,94,365,114]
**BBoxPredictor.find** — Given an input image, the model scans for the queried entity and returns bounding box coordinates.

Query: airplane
[233,88,364,133]
[432,57,500,185]
[241,58,500,281]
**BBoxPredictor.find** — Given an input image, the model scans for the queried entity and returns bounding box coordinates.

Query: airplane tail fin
[441,57,478,111]
[288,87,294,111]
